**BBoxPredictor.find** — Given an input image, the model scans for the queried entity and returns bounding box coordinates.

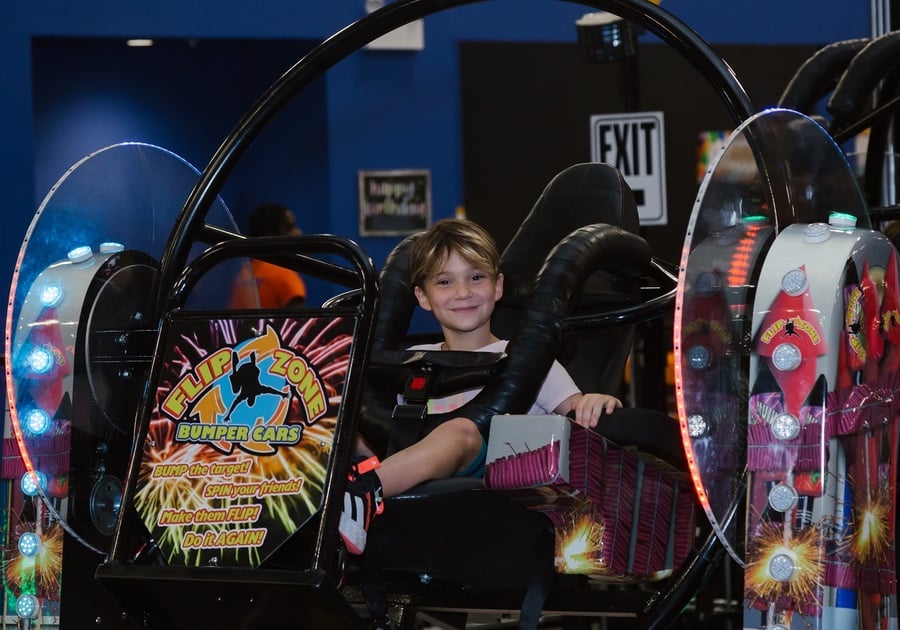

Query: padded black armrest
[367,350,508,398]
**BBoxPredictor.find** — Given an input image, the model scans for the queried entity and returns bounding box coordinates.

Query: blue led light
[24,409,51,436]
[26,347,53,374]
[20,471,46,497]
[15,594,38,619]
[17,532,40,557]
[99,241,124,254]
[67,245,93,264]
[38,283,64,307]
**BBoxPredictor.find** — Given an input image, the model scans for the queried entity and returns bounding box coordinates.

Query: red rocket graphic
[860,261,884,382]
[755,266,827,416]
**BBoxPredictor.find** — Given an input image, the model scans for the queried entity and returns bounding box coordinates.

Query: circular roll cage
[154,0,756,324]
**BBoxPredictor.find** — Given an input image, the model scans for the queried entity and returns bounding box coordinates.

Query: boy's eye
[471,274,486,282]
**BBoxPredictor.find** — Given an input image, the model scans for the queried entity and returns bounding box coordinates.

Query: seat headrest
[500,162,639,304]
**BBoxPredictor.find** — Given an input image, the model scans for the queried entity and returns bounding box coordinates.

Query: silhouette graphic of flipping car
[223,352,287,423]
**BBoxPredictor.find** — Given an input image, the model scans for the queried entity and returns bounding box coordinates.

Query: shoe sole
[339,511,366,555]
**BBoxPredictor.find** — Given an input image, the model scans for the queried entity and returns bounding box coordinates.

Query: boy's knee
[439,417,482,449]
[453,417,483,453]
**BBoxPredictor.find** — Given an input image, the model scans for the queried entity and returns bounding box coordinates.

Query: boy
[339,218,622,554]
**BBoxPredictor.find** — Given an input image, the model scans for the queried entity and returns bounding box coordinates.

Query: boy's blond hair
[409,219,501,288]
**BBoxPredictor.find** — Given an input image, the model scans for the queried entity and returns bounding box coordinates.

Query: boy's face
[414,250,503,342]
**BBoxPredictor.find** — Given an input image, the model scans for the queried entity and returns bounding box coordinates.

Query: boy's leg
[339,417,483,554]
[376,417,484,497]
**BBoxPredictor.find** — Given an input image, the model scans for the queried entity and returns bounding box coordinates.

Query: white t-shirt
[405,339,580,415]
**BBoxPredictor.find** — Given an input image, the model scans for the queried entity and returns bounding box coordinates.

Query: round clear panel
[4,142,242,553]
[674,109,867,565]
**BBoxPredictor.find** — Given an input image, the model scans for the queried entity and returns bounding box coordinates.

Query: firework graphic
[745,520,824,607]
[852,485,892,565]
[134,315,352,568]
[4,523,64,597]
[553,506,609,575]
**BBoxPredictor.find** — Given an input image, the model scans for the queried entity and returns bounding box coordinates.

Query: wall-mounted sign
[358,169,431,236]
[590,111,667,226]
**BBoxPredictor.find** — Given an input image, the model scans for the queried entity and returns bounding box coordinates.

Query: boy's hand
[565,393,622,428]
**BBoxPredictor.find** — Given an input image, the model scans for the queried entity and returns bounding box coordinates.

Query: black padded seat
[494,163,643,395]
[350,163,663,623]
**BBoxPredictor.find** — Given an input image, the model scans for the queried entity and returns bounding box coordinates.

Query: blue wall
[2,0,870,329]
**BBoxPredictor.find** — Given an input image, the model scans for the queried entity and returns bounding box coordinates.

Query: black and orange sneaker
[339,456,384,555]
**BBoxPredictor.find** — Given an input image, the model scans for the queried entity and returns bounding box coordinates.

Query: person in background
[229,203,307,308]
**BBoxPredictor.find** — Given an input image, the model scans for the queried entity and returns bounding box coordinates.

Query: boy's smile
[414,251,503,350]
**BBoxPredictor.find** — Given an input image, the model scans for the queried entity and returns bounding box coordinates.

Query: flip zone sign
[590,111,667,226]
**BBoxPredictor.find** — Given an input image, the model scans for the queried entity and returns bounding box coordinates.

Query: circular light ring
[15,594,39,619]
[99,241,125,254]
[38,283,64,307]
[23,409,51,436]
[67,245,93,264]
[687,344,712,370]
[742,214,770,227]
[767,483,798,512]
[802,222,830,244]
[26,346,54,374]
[687,414,708,438]
[768,553,795,582]
[771,343,802,372]
[20,471,47,497]
[780,268,808,295]
[828,212,857,228]
[771,412,802,441]
[17,532,40,557]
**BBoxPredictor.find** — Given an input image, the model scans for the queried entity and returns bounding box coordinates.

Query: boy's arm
[553,392,622,429]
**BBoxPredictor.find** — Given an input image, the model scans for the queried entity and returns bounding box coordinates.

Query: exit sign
[590,111,667,226]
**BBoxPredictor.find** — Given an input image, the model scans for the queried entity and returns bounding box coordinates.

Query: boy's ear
[413,285,433,311]
[494,272,504,301]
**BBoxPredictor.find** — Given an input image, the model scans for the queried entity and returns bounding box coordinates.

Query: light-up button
[687,345,712,370]
[768,553,795,581]
[20,471,47,497]
[27,347,54,374]
[781,268,807,295]
[99,241,125,254]
[771,412,801,441]
[67,245,93,264]
[39,282,64,307]
[687,414,708,438]
[829,212,857,229]
[802,222,830,244]
[768,483,798,512]
[743,215,770,228]
[772,343,801,371]
[24,409,51,435]
[15,594,39,619]
[17,532,40,557]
